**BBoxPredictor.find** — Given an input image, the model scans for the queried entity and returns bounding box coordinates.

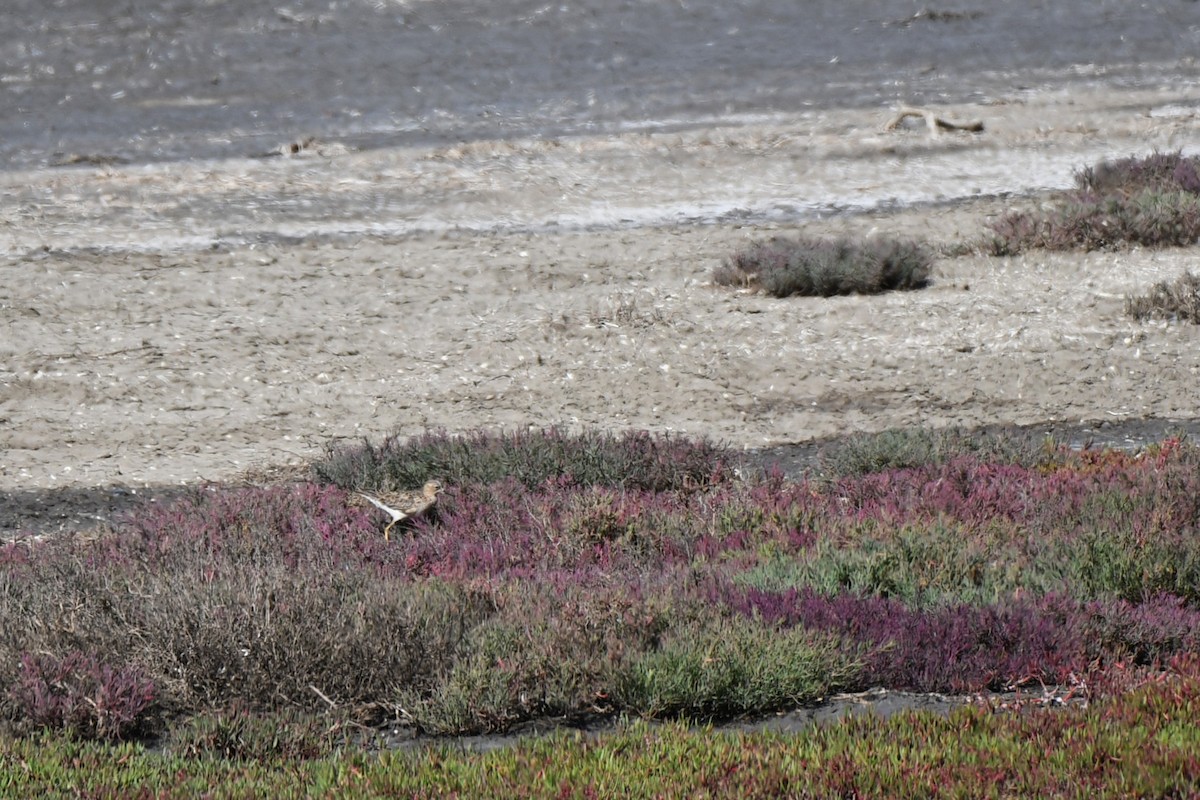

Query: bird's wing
[406,492,438,515]
[357,492,403,517]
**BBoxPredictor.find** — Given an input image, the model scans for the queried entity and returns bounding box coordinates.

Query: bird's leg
[384,520,396,541]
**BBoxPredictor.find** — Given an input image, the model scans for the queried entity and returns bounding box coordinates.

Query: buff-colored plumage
[355,480,442,540]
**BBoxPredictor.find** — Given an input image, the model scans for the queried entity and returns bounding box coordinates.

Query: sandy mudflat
[3,81,1200,535]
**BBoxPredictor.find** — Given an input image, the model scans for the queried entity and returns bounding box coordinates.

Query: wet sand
[3,0,1197,167]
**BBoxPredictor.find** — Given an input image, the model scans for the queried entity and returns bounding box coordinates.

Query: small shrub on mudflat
[405,579,675,734]
[1126,270,1200,323]
[1076,150,1200,196]
[144,571,487,711]
[0,513,491,715]
[314,427,730,492]
[7,651,156,740]
[988,151,1200,253]
[714,236,931,297]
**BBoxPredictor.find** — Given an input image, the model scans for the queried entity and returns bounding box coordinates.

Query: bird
[354,480,443,540]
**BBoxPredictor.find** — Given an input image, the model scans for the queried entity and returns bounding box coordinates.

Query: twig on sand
[310,684,338,711]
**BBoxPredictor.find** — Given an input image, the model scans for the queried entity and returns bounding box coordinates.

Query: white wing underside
[358,492,408,520]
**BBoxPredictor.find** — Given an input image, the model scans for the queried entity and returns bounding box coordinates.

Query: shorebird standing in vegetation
[355,480,442,540]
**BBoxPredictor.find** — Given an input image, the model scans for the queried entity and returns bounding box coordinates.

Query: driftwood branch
[883,107,985,135]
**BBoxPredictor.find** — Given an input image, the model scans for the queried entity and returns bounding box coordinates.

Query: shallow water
[3,0,1198,169]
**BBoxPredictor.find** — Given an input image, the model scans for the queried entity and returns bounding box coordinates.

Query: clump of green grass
[988,151,1200,254]
[313,427,731,493]
[403,580,674,735]
[170,704,346,761]
[713,236,932,298]
[1126,270,1200,323]
[614,617,861,720]
[817,426,1055,477]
